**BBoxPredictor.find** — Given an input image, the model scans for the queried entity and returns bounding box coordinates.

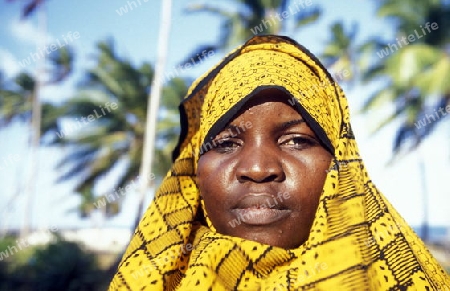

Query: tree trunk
[107,0,173,277]
[21,3,46,239]
[417,144,429,242]
[134,0,173,231]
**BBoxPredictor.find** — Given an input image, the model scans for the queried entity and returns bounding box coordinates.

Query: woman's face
[197,88,333,249]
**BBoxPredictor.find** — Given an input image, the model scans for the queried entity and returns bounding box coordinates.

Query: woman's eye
[280,136,317,149]
[211,138,241,153]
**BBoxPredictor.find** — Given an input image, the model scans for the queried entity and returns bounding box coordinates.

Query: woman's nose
[236,145,285,183]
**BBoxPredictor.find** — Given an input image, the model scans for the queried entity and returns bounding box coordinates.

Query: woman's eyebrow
[277,119,305,131]
[219,124,246,136]
[223,119,306,135]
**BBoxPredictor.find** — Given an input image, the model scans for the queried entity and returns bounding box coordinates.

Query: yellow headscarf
[108,35,449,290]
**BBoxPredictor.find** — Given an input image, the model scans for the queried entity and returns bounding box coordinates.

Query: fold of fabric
[108,35,450,290]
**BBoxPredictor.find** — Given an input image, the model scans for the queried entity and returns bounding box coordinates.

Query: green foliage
[362,0,450,153]
[0,236,108,291]
[321,21,359,83]
[45,40,188,217]
[323,0,450,154]
[0,236,16,252]
[0,72,34,127]
[48,46,74,83]
[0,45,74,128]
[183,0,321,63]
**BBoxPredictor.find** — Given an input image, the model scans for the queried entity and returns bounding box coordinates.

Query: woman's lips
[230,208,291,226]
[231,193,291,226]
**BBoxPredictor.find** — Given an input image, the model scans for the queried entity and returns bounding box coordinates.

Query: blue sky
[0,0,449,234]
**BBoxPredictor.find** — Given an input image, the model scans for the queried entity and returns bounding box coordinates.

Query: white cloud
[41,81,75,102]
[9,18,53,47]
[0,48,22,78]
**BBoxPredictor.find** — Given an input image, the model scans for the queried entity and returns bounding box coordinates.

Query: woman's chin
[225,227,305,249]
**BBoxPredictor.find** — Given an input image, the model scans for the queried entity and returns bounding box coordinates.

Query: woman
[109,35,449,290]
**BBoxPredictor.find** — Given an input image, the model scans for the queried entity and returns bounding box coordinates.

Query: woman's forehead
[232,88,299,115]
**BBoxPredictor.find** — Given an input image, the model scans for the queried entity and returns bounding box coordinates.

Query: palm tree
[49,38,188,278]
[6,0,47,238]
[0,69,63,135]
[4,0,69,237]
[137,0,173,230]
[320,21,367,85]
[362,0,450,153]
[0,72,34,126]
[49,40,188,218]
[183,0,321,61]
[0,68,65,232]
[357,0,450,242]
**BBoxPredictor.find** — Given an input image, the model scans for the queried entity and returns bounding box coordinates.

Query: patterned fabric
[108,35,450,290]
